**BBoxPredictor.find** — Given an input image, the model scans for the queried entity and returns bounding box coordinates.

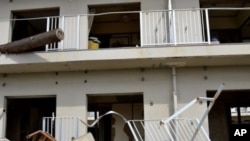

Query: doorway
[208,90,250,141]
[87,93,143,141]
[6,97,56,141]
[88,3,140,48]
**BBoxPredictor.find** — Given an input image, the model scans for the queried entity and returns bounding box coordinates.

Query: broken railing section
[42,84,224,141]
[0,109,8,141]
[42,111,128,141]
[0,28,64,53]
[127,84,224,141]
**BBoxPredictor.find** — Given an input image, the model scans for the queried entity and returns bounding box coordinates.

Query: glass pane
[230,107,238,124]
[88,111,96,120]
[240,107,250,124]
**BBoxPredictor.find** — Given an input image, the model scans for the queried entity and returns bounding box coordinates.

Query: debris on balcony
[26,130,56,141]
[88,37,101,49]
[0,28,64,53]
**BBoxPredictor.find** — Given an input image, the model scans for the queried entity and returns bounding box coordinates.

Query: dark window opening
[87,94,143,141]
[88,3,141,49]
[207,90,250,141]
[200,0,250,44]
[11,8,59,52]
[6,97,56,141]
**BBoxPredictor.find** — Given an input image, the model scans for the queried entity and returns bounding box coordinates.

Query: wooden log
[0,28,64,53]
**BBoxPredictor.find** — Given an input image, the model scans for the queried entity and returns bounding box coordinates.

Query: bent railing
[127,84,224,141]
[42,84,224,141]
[42,111,128,141]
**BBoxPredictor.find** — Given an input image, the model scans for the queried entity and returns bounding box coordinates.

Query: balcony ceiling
[200,0,250,17]
[200,0,250,6]
[89,3,140,24]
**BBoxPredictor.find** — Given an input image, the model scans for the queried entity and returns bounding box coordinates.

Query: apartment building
[0,0,250,141]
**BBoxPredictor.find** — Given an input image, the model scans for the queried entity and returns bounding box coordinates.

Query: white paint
[0,0,249,140]
[173,0,200,9]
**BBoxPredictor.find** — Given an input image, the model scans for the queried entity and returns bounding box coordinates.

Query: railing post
[172,10,177,46]
[205,9,211,45]
[60,16,65,50]
[42,117,46,132]
[76,117,79,138]
[127,122,140,141]
[77,15,80,50]
[46,17,50,51]
[140,11,144,47]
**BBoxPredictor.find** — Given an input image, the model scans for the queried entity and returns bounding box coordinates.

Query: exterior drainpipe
[168,0,172,10]
[172,66,178,140]
[172,66,178,113]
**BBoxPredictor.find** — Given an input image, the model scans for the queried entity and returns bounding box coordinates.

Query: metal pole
[164,99,197,123]
[42,117,46,131]
[127,122,140,141]
[46,17,50,51]
[172,67,178,113]
[168,0,172,10]
[172,67,178,141]
[172,10,177,45]
[77,15,80,50]
[205,9,211,44]
[190,84,224,141]
[140,12,144,47]
[61,16,65,50]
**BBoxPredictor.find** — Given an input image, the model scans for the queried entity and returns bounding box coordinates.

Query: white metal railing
[46,17,59,51]
[42,116,80,141]
[42,111,128,141]
[140,9,209,46]
[2,8,250,52]
[127,118,210,141]
[45,15,84,51]
[127,84,224,141]
[42,84,224,141]
[140,11,169,46]
[42,84,223,141]
[44,8,212,50]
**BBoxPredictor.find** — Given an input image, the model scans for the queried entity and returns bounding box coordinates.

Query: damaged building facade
[0,0,250,141]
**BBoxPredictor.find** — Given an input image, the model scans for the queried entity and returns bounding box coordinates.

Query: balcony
[0,8,250,73]
[1,7,249,51]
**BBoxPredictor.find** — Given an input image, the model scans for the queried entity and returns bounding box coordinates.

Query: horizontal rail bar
[1,7,250,21]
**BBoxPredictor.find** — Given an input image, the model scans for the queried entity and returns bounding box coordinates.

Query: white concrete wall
[172,0,200,9]
[0,66,250,140]
[0,68,171,139]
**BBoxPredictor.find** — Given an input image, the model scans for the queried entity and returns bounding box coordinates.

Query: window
[230,106,250,125]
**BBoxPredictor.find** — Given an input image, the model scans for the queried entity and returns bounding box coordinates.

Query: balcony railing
[1,8,250,52]
[140,9,208,46]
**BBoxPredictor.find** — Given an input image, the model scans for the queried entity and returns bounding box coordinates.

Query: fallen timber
[0,28,64,53]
